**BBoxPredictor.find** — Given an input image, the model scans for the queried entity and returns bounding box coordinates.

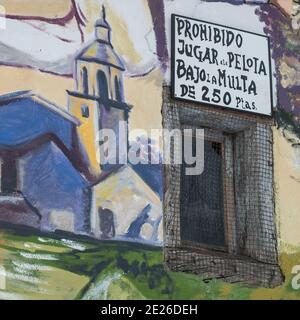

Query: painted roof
[0,91,80,124]
[77,41,125,71]
[0,91,78,148]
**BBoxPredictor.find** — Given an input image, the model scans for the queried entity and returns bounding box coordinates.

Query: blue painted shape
[127,204,151,239]
[0,97,74,149]
[20,141,90,233]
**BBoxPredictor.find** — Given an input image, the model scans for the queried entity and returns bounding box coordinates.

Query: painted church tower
[68,6,131,178]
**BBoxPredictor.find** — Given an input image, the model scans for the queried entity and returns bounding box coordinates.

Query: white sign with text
[171,14,273,116]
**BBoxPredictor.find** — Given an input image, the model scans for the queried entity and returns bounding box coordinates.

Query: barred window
[162,86,283,288]
[181,133,226,249]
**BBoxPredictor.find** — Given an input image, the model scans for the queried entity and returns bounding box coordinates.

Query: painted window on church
[97,70,109,100]
[115,76,122,102]
[82,67,89,95]
[81,105,89,118]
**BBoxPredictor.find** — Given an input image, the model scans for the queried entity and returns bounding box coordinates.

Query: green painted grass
[0,226,300,300]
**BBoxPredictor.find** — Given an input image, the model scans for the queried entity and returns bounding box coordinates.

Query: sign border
[170,13,274,118]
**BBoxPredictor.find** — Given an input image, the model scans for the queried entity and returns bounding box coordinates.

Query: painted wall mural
[0,0,300,299]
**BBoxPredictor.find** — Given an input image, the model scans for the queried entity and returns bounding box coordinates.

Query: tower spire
[102,5,106,21]
[95,4,111,43]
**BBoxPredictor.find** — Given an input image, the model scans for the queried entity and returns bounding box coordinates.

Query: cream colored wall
[124,69,164,135]
[0,66,73,108]
[1,0,71,17]
[50,210,75,233]
[272,0,294,16]
[274,128,300,253]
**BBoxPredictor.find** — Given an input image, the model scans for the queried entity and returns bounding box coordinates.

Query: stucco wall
[274,128,300,252]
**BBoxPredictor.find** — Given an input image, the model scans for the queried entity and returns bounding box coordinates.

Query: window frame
[162,86,283,287]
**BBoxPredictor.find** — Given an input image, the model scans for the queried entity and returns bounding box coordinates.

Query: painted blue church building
[0,91,92,233]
